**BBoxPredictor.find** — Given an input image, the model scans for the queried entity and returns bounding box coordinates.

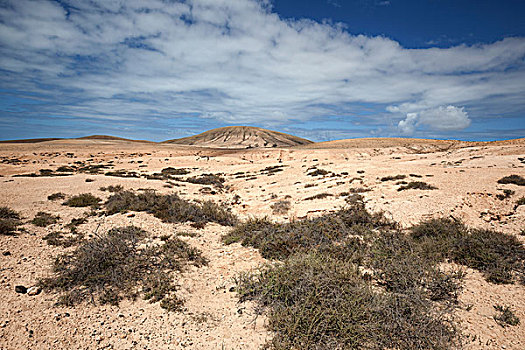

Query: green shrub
[63,193,101,207]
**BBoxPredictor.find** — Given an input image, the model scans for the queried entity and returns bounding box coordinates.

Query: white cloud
[0,0,523,136]
[398,106,471,135]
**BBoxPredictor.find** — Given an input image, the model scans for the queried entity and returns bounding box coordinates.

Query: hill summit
[163,126,313,148]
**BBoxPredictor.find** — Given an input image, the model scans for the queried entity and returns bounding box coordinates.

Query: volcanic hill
[163,126,313,148]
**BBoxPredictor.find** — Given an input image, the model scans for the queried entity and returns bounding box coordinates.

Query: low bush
[99,185,124,192]
[497,175,525,186]
[105,190,237,226]
[161,167,190,176]
[411,218,525,284]
[0,206,21,235]
[31,211,60,227]
[63,193,101,207]
[307,168,330,176]
[398,181,437,191]
[185,174,225,188]
[271,200,291,215]
[48,192,66,200]
[43,231,84,247]
[304,193,333,200]
[380,174,406,181]
[40,226,207,309]
[493,305,520,327]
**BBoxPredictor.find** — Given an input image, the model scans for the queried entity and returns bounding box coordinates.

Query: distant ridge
[163,126,313,148]
[0,135,151,144]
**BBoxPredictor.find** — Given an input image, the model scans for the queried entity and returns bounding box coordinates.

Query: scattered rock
[15,285,27,294]
[27,286,41,296]
[2,251,11,256]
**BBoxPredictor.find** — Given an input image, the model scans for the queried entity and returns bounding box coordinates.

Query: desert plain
[0,135,524,349]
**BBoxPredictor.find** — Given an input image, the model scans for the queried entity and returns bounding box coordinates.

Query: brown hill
[163,126,313,148]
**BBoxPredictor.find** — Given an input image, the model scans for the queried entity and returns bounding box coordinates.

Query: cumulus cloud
[0,0,524,139]
[398,106,471,135]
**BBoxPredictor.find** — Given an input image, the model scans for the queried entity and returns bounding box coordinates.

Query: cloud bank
[0,0,524,139]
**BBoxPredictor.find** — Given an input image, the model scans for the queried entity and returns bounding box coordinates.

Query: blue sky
[0,0,524,142]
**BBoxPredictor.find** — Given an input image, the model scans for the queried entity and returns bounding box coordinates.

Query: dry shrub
[380,174,406,181]
[226,201,484,349]
[271,200,291,215]
[411,218,525,284]
[40,226,207,309]
[99,185,124,192]
[185,174,225,188]
[304,193,333,200]
[398,181,437,191]
[63,193,101,207]
[48,192,66,200]
[31,211,60,227]
[161,167,190,176]
[0,206,21,235]
[497,175,525,186]
[493,305,520,327]
[105,190,237,226]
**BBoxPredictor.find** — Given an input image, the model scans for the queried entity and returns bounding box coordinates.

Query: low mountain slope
[163,126,313,148]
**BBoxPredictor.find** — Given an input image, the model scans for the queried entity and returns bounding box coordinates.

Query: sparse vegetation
[40,226,207,309]
[161,167,190,176]
[380,174,406,181]
[99,184,124,192]
[31,211,60,227]
[271,200,291,215]
[63,193,101,207]
[105,190,237,226]
[398,181,437,191]
[228,201,462,349]
[304,193,333,200]
[43,231,84,247]
[307,168,330,176]
[493,305,520,327]
[496,189,514,200]
[48,192,66,201]
[497,175,525,186]
[0,206,21,235]
[185,174,225,188]
[411,218,525,284]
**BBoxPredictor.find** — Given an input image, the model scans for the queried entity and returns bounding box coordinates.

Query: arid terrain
[1,133,524,349]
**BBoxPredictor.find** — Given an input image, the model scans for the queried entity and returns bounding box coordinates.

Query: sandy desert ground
[0,138,524,349]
